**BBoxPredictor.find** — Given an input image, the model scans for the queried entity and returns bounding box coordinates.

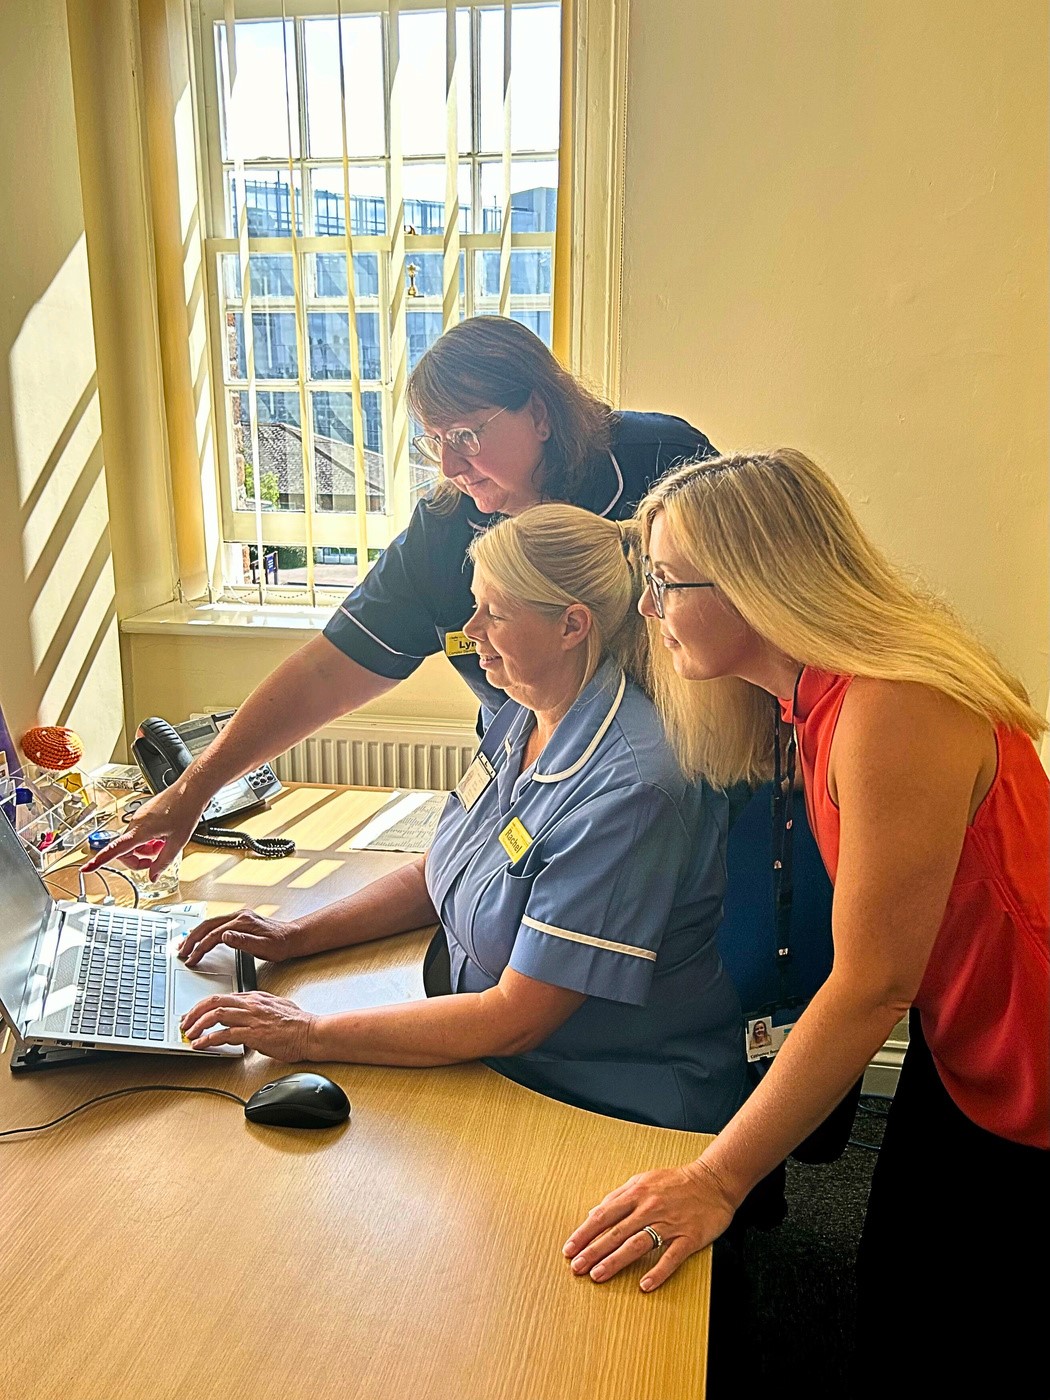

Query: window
[193,0,561,601]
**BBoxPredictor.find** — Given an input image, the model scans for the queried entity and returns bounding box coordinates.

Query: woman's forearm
[307,986,519,1066]
[296,856,437,956]
[696,978,907,1206]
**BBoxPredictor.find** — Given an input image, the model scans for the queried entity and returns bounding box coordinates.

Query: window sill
[121,600,332,639]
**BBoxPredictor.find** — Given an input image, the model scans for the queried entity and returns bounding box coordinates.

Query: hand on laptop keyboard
[179,909,305,968]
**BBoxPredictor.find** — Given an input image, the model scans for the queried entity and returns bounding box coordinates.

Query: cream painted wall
[0,0,126,766]
[126,635,477,730]
[620,0,1048,711]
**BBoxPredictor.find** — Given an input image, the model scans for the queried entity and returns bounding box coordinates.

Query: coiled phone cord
[189,825,295,858]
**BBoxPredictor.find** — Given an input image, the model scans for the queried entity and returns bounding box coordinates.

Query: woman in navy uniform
[88,317,716,878]
[178,505,746,1135]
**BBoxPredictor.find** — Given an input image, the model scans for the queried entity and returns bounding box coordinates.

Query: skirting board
[863,1029,909,1097]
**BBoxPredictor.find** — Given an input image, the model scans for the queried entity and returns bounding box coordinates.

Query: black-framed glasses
[642,556,715,618]
[412,406,509,464]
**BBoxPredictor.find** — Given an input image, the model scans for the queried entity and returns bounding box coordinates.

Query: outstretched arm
[180,966,585,1065]
[562,681,992,1290]
[84,636,396,878]
[179,855,437,966]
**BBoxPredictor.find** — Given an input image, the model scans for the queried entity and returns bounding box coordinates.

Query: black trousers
[854,1010,1048,1395]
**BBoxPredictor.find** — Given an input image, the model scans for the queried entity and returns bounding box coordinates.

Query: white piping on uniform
[533,670,626,783]
[522,915,657,962]
[336,606,425,659]
[596,449,625,518]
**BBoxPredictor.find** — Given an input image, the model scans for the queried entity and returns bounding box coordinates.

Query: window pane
[312,252,380,302]
[398,9,471,158]
[311,165,387,235]
[406,251,465,300]
[227,169,303,238]
[230,389,303,511]
[510,307,551,345]
[404,162,472,235]
[478,160,557,232]
[473,248,552,300]
[407,311,443,372]
[312,390,385,514]
[235,544,382,591]
[308,311,382,382]
[303,15,385,159]
[227,312,299,381]
[479,5,561,153]
[218,20,299,161]
[222,252,295,304]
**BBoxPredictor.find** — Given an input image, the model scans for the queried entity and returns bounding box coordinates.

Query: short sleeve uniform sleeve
[322,510,440,680]
[509,784,689,1006]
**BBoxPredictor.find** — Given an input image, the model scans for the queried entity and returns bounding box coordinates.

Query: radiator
[271,717,478,791]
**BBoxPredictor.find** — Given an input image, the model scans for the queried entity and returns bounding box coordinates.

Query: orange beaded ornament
[21,726,84,773]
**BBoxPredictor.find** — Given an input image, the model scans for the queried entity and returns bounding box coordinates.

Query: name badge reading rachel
[455,752,496,811]
[498,816,533,862]
[444,630,477,658]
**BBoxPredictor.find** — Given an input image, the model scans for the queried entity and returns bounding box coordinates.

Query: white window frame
[190,0,560,604]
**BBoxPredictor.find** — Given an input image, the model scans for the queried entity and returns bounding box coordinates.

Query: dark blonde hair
[408,317,611,508]
[639,448,1045,787]
[468,504,647,691]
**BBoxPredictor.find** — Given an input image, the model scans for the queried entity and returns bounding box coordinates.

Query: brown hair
[408,317,612,508]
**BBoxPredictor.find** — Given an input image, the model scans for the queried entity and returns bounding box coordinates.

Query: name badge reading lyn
[455,752,496,811]
[498,816,533,862]
[444,630,477,658]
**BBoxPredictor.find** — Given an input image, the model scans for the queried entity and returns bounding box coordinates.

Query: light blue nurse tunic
[424,656,748,1132]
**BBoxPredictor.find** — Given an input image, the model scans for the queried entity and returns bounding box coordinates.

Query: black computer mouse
[244,1072,351,1129]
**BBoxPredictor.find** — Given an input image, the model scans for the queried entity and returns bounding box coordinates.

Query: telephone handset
[132,715,294,858]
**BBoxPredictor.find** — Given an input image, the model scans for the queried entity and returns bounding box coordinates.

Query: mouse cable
[0,1084,248,1138]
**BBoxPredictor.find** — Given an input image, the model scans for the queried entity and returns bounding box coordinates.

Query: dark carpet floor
[709,1094,890,1400]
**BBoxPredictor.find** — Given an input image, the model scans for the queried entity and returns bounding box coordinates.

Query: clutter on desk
[0,724,102,870]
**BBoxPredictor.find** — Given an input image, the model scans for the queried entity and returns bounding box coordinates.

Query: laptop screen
[0,811,53,1030]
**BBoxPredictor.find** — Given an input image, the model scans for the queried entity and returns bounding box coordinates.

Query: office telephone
[133,713,294,858]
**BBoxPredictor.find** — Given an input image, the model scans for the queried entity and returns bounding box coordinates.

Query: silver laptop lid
[0,812,56,1034]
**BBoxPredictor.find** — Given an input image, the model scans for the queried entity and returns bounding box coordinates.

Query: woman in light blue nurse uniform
[178,504,747,1133]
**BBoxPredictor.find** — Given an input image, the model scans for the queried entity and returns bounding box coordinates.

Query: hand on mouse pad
[180,989,317,1059]
[244,1073,351,1129]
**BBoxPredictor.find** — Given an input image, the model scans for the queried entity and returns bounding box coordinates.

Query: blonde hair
[638,449,1045,788]
[468,503,647,691]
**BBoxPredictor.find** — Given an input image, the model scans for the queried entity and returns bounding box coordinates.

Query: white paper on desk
[348,790,450,853]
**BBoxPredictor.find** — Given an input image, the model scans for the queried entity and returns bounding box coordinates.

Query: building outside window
[193,0,561,598]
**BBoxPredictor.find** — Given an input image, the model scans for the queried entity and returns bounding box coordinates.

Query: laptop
[0,811,249,1062]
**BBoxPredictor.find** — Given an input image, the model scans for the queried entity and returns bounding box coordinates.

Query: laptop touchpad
[173,967,235,1019]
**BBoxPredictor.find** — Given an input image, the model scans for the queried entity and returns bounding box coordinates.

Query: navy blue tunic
[323,411,716,711]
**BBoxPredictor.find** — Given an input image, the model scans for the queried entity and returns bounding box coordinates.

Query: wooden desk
[0,785,713,1400]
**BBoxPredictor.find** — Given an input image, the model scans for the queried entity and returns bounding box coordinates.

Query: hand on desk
[180,909,305,968]
[181,989,316,1060]
[562,1158,736,1292]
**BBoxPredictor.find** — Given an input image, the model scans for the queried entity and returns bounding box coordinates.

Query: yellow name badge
[444,630,477,658]
[498,817,533,862]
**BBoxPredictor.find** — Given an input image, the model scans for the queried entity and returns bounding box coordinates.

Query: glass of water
[124,846,182,904]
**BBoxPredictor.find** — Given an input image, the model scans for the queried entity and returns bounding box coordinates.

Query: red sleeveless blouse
[780,667,1049,1149]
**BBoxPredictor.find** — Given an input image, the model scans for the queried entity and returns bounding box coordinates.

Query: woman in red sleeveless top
[562,449,1048,1390]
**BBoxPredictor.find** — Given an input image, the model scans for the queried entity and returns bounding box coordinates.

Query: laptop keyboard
[68,910,173,1042]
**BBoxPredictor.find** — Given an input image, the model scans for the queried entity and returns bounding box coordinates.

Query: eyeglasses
[412,406,509,464]
[642,556,715,618]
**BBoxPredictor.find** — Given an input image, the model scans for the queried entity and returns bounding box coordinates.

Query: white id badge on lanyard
[455,752,496,811]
